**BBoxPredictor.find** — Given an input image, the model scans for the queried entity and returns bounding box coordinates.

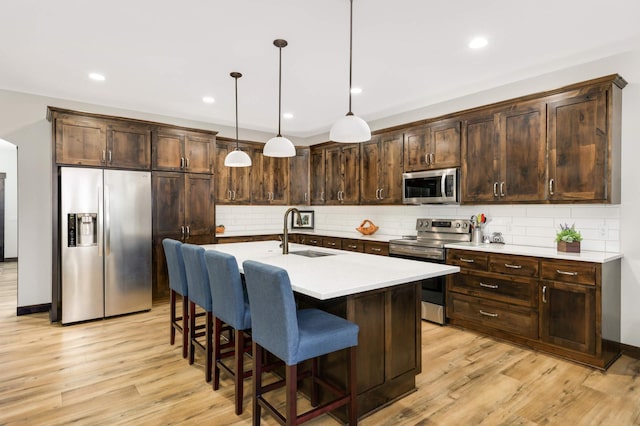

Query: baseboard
[621,343,640,360]
[17,303,51,316]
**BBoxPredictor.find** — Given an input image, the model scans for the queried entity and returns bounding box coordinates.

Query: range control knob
[456,222,461,228]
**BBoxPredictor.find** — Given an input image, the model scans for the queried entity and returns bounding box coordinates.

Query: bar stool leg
[205,312,213,383]
[189,302,196,365]
[235,329,245,415]
[181,295,189,359]
[348,346,358,425]
[252,342,263,426]
[170,290,176,345]
[213,317,222,390]
[286,364,298,425]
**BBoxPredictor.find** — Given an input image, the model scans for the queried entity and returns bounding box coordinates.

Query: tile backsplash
[216,204,620,252]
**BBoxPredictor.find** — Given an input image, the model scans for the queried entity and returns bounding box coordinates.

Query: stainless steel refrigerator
[61,167,152,324]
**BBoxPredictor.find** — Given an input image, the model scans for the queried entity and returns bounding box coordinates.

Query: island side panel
[296,280,422,420]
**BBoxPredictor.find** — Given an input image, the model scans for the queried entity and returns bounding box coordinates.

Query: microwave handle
[441,173,446,197]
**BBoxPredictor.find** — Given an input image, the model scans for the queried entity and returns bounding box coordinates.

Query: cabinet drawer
[446,250,488,271]
[447,293,538,339]
[489,254,539,277]
[323,237,341,249]
[364,241,389,256]
[342,239,364,252]
[448,271,537,307]
[541,260,597,286]
[305,236,323,247]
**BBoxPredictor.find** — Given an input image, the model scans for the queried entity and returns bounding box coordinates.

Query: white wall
[2,47,640,348]
[0,139,18,258]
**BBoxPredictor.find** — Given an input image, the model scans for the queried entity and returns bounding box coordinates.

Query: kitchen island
[201,240,459,420]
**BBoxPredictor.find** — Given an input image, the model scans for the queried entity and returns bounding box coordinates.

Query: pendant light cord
[277,43,283,137]
[234,74,239,149]
[348,0,354,116]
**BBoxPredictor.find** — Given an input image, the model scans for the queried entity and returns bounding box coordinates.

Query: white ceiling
[2,0,640,138]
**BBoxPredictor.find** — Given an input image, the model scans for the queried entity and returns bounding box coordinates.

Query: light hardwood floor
[1,260,640,425]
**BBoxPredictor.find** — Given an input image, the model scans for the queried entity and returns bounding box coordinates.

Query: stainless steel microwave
[402,168,459,204]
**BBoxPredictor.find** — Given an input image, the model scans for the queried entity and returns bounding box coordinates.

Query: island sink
[289,250,335,258]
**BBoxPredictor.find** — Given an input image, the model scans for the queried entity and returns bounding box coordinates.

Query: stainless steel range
[389,218,471,324]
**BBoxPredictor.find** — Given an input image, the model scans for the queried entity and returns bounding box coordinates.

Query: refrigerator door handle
[105,184,111,256]
[98,184,104,257]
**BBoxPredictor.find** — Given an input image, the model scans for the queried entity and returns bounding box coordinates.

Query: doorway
[0,138,18,263]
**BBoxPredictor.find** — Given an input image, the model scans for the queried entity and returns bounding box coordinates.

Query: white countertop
[445,242,623,263]
[201,241,459,300]
[215,229,397,243]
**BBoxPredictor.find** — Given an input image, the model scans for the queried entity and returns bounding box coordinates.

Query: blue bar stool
[162,238,189,359]
[181,243,213,382]
[243,260,359,425]
[205,250,252,415]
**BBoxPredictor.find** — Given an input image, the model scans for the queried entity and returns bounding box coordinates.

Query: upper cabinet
[325,144,360,204]
[360,130,404,204]
[462,101,546,203]
[404,119,461,172]
[51,110,151,170]
[152,127,215,174]
[289,148,310,205]
[251,149,289,205]
[214,139,252,205]
[547,83,620,203]
[310,147,326,205]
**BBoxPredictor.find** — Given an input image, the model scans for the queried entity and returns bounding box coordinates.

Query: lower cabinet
[447,249,621,369]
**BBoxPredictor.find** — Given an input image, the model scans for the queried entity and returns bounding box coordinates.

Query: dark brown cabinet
[152,127,215,174]
[251,149,289,205]
[447,249,621,369]
[310,148,326,205]
[214,140,252,204]
[52,111,151,170]
[404,119,460,172]
[289,148,310,205]
[360,131,404,204]
[151,171,215,299]
[462,101,546,203]
[325,144,360,204]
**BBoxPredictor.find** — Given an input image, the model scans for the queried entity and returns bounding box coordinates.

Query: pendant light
[224,72,252,167]
[330,0,371,143]
[264,39,296,157]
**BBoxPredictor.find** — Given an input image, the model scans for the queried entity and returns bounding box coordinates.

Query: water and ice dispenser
[67,213,97,247]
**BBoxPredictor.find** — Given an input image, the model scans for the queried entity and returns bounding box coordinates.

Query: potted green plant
[556,223,582,253]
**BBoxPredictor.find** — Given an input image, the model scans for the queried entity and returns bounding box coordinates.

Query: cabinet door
[153,129,184,171]
[325,146,342,204]
[152,171,185,238]
[380,131,404,204]
[213,141,232,203]
[289,148,310,205]
[462,114,500,203]
[55,115,107,166]
[548,87,608,201]
[341,144,360,204]
[185,133,215,174]
[106,122,151,170]
[267,155,289,205]
[310,148,326,205]
[360,139,382,204]
[184,173,214,239]
[540,280,596,354]
[500,103,546,202]
[403,125,429,172]
[429,119,461,169]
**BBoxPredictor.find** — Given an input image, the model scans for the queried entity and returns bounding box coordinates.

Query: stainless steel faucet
[282,207,303,254]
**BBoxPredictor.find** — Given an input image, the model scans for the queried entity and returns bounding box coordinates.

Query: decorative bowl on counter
[215,225,225,234]
[356,219,379,236]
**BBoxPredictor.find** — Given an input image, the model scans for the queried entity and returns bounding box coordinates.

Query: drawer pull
[371,248,382,252]
[556,269,578,276]
[328,242,336,246]
[504,263,522,269]
[479,310,498,318]
[348,244,358,249]
[479,282,499,289]
[459,258,475,263]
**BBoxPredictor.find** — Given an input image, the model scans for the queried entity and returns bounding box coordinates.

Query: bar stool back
[243,260,359,425]
[162,238,189,358]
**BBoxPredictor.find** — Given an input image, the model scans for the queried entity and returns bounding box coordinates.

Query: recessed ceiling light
[283,113,294,119]
[469,37,488,49]
[202,96,215,104]
[89,72,105,81]
[350,87,363,94]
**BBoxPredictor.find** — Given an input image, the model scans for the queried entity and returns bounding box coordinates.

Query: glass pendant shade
[224,148,252,167]
[330,113,371,143]
[264,135,296,157]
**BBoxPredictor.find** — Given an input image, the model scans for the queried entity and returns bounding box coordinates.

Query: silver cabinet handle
[542,285,547,303]
[228,190,232,200]
[500,181,505,197]
[347,244,358,249]
[430,152,435,165]
[328,242,336,246]
[186,225,190,238]
[232,190,236,200]
[108,150,112,164]
[379,188,384,199]
[372,248,382,252]
[185,157,190,168]
[493,182,499,197]
[479,310,498,318]
[424,153,429,165]
[549,178,555,195]
[180,157,185,169]
[459,257,475,263]
[480,282,499,289]
[320,191,325,202]
[181,226,185,238]
[304,192,308,202]
[102,150,106,163]
[556,269,578,276]
[504,263,522,269]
